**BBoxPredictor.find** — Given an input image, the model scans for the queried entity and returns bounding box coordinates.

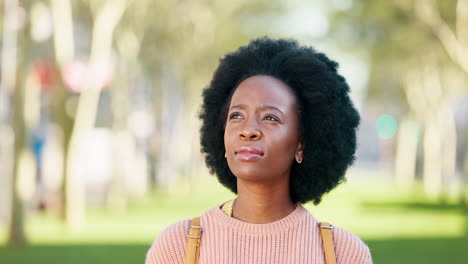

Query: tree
[50,0,130,229]
[111,0,284,191]
[328,0,467,201]
[3,0,41,246]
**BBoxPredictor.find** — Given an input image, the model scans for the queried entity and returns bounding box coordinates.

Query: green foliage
[327,0,463,109]
[118,0,284,93]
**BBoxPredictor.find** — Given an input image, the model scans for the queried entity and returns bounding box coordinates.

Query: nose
[239,120,262,140]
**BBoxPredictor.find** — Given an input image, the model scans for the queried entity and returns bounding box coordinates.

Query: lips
[234,146,264,161]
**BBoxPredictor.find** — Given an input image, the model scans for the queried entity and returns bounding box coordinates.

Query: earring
[296,154,303,164]
[225,152,227,158]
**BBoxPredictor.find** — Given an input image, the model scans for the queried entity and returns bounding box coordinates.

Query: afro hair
[199,37,360,205]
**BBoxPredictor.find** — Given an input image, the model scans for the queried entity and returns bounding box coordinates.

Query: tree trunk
[50,0,127,229]
[50,0,76,225]
[4,0,28,247]
[394,117,420,189]
[8,78,28,247]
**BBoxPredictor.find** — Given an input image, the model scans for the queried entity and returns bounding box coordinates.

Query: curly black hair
[199,37,360,205]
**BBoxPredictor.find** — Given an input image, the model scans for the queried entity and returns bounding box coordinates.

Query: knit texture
[146,203,372,264]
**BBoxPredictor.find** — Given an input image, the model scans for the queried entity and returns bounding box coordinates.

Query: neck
[233,179,296,224]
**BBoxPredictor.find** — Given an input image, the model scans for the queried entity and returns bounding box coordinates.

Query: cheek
[273,126,299,147]
[223,126,234,150]
[223,133,228,151]
[269,130,299,160]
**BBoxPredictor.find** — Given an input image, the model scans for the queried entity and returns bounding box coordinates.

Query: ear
[295,140,304,164]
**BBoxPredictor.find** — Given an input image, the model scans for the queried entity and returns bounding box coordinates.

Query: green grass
[0,244,148,264]
[1,237,467,264]
[368,236,468,264]
[1,170,467,263]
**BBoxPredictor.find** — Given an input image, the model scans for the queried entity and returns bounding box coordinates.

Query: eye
[264,114,280,122]
[229,112,243,120]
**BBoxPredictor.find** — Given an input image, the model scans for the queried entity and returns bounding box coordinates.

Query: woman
[146,37,372,264]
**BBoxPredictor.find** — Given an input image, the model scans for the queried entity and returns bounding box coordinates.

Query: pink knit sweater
[146,203,372,264]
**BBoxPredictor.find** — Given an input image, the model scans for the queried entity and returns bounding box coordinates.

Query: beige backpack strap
[185,217,202,264]
[319,222,337,264]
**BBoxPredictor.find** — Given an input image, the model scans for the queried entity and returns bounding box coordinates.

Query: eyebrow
[229,104,284,115]
[230,104,246,110]
[260,105,284,115]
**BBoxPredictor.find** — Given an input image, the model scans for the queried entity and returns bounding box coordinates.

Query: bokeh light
[376,114,398,139]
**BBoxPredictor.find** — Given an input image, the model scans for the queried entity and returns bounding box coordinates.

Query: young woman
[146,37,372,264]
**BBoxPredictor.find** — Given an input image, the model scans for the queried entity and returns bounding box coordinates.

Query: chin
[232,167,269,182]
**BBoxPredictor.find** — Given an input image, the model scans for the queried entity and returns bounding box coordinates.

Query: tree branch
[456,0,468,47]
[396,0,468,76]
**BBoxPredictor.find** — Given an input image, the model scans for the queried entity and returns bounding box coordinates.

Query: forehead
[229,75,297,108]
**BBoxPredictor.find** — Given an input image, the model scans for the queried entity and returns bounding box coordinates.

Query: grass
[0,244,148,264]
[368,236,468,264]
[2,238,467,264]
[1,170,467,263]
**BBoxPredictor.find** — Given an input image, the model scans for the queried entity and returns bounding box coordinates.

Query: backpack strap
[185,217,202,264]
[184,217,336,264]
[319,222,337,264]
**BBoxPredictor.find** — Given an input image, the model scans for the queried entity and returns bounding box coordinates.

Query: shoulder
[145,218,190,264]
[332,225,373,264]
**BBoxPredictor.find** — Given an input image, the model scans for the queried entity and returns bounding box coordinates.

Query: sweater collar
[206,202,312,234]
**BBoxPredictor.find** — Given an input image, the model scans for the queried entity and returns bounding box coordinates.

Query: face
[224,75,303,183]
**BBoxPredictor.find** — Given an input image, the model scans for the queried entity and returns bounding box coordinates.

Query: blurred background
[0,0,467,263]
